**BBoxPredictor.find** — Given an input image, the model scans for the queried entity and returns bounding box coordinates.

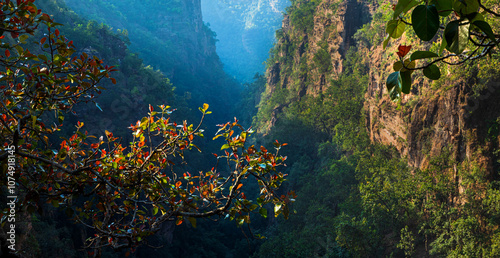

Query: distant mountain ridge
[202,0,289,82]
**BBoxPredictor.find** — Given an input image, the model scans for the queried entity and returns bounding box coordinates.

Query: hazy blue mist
[201,0,289,83]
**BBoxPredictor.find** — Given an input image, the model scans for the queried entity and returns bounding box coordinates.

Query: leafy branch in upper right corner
[384,0,499,101]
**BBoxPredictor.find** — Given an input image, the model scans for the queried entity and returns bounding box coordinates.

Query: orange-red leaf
[5,49,10,58]
[175,181,182,188]
[55,29,60,37]
[397,45,411,58]
[236,183,243,190]
[26,6,36,13]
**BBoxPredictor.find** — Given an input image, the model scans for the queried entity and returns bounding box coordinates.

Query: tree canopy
[0,0,292,256]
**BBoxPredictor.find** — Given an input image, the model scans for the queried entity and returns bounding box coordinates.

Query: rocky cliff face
[261,0,500,172]
[63,0,227,93]
[151,0,220,74]
[366,68,500,170]
[63,0,239,126]
[265,0,369,97]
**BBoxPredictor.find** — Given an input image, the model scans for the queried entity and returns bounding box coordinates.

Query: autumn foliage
[0,0,292,255]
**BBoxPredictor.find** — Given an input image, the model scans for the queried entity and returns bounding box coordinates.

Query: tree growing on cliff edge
[0,0,293,257]
[384,0,499,101]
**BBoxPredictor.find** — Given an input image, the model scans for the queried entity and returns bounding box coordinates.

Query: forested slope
[0,0,268,257]
[2,0,500,257]
[63,0,240,117]
[0,0,194,256]
[254,0,500,256]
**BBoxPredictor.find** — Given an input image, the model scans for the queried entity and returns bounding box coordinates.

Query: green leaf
[473,21,496,42]
[423,64,441,80]
[19,34,29,43]
[393,59,416,72]
[400,70,412,94]
[410,51,440,61]
[386,19,406,39]
[221,144,230,150]
[389,87,401,101]
[469,12,484,23]
[38,54,48,62]
[153,206,159,215]
[383,35,391,49]
[439,36,447,55]
[386,72,402,101]
[31,115,37,128]
[187,217,197,228]
[453,0,479,15]
[393,61,403,72]
[431,0,453,16]
[404,59,416,73]
[402,0,420,14]
[274,203,282,217]
[386,72,400,92]
[444,20,470,55]
[259,208,268,218]
[411,5,440,41]
[393,0,419,19]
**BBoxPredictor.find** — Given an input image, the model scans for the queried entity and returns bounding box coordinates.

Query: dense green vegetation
[2,0,500,257]
[251,0,500,256]
[30,0,189,139]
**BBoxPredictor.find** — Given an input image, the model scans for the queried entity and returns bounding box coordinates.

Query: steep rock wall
[260,0,500,171]
[266,0,369,96]
[260,0,370,132]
